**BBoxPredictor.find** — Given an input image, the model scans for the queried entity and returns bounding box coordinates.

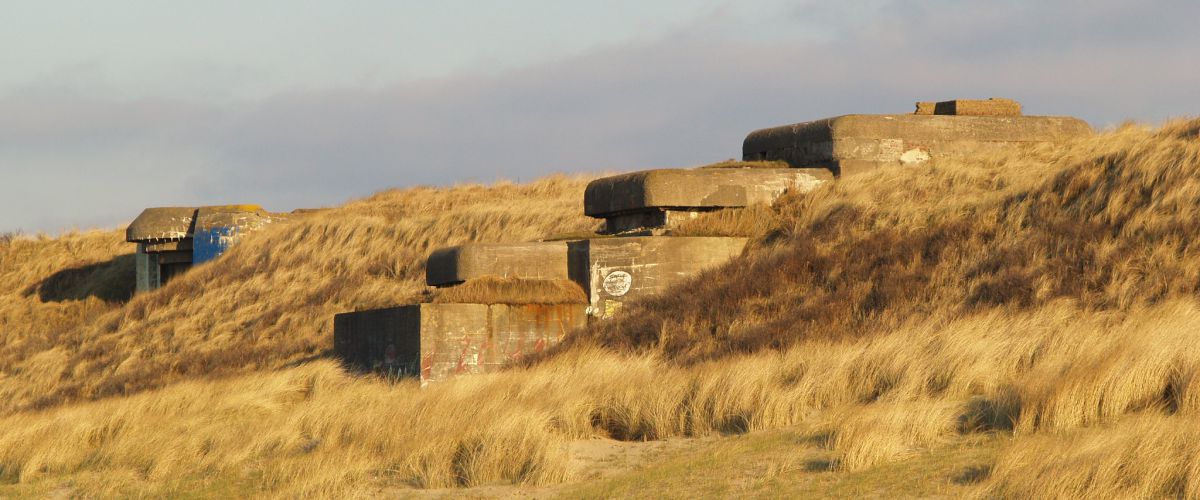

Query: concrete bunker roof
[583,168,828,218]
[742,113,1094,155]
[426,241,572,286]
[126,207,198,243]
[126,204,267,243]
[194,205,273,232]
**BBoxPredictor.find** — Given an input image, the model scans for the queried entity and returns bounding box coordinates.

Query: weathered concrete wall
[134,245,191,292]
[420,303,586,383]
[426,241,571,286]
[192,206,279,265]
[743,114,1093,176]
[333,306,422,377]
[568,236,748,318]
[135,247,159,293]
[192,228,233,264]
[601,209,706,234]
[141,239,192,253]
[334,303,587,384]
[158,260,192,285]
[584,168,825,218]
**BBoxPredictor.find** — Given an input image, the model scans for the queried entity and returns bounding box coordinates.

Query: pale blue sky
[2,0,1199,233]
[2,0,792,99]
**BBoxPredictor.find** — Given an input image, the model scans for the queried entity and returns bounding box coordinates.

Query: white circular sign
[602,271,633,296]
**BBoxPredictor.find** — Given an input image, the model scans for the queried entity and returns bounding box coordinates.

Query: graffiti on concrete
[602,271,632,296]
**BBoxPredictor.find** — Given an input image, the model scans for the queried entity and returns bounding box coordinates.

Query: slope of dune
[0,176,597,413]
[2,120,1200,497]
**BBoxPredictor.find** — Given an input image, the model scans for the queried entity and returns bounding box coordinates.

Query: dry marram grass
[3,121,1200,496]
[427,276,587,304]
[3,300,1200,496]
[0,176,598,413]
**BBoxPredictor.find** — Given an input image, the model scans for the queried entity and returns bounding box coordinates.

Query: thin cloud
[2,1,1199,233]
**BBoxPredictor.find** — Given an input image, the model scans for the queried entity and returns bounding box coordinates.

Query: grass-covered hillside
[2,120,1200,497]
[0,178,596,414]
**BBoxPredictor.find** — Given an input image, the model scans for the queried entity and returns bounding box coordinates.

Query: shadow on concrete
[27,254,136,303]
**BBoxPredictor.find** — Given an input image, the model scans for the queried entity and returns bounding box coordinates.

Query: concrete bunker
[338,239,590,384]
[334,98,1093,384]
[337,233,752,382]
[584,167,827,234]
[743,98,1093,177]
[126,205,282,292]
[334,303,587,385]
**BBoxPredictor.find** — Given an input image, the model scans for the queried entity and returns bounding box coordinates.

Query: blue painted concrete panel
[193,226,234,264]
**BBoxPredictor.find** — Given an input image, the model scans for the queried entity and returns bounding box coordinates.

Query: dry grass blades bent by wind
[3,121,1200,496]
[3,300,1200,496]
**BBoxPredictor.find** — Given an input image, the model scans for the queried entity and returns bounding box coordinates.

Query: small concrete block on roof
[914,98,1022,116]
[426,241,571,286]
[743,108,1092,176]
[914,101,937,115]
[333,303,587,385]
[568,236,747,318]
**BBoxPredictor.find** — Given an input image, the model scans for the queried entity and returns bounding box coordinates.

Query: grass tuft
[428,276,588,305]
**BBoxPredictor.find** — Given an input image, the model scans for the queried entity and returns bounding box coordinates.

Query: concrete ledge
[141,239,193,253]
[333,303,587,384]
[568,236,748,318]
[584,168,826,218]
[127,204,274,244]
[743,114,1093,174]
[126,207,197,243]
[426,241,572,286]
